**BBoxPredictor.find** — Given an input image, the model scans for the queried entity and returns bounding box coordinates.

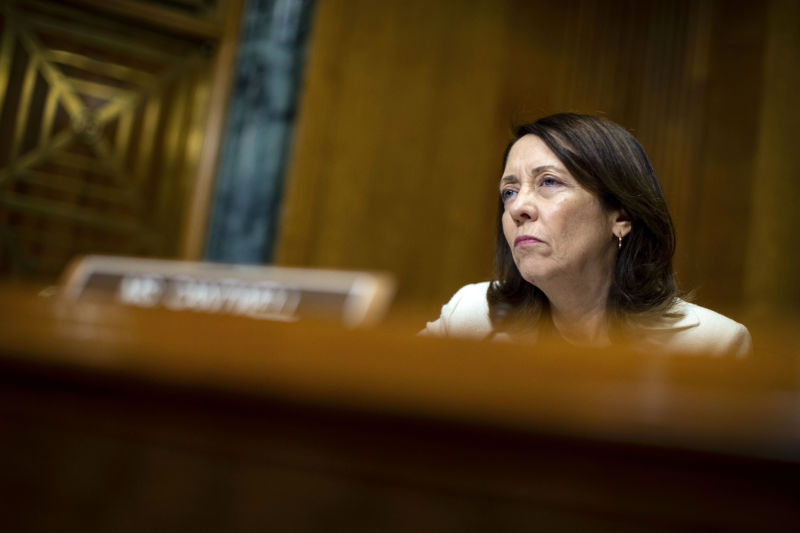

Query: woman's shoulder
[419,282,492,339]
[640,299,753,356]
[420,288,753,356]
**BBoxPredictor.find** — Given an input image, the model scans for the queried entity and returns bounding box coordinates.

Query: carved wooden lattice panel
[0,0,217,280]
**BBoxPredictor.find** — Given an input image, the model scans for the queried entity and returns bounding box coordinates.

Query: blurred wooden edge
[2,283,800,463]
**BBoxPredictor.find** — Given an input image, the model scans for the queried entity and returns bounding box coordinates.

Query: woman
[422,113,751,356]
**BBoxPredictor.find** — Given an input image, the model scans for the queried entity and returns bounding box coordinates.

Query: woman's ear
[613,209,632,238]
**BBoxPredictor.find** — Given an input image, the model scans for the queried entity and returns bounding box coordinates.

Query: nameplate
[59,256,395,327]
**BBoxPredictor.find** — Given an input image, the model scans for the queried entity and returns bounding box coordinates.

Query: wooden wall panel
[689,1,767,310]
[744,0,800,316]
[277,0,510,307]
[0,0,243,280]
[277,0,795,319]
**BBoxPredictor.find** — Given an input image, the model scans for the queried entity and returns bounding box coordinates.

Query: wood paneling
[690,0,767,310]
[277,0,796,318]
[744,0,800,316]
[277,0,509,309]
[0,0,242,280]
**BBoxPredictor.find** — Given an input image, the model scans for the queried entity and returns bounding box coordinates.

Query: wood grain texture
[744,0,800,316]
[276,0,509,305]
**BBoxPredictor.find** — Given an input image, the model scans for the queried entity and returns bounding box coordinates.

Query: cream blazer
[421,282,752,357]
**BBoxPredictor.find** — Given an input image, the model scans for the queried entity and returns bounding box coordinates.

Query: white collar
[639,300,700,331]
[491,300,700,343]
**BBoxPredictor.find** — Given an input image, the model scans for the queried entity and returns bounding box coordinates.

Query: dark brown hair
[487,113,678,332]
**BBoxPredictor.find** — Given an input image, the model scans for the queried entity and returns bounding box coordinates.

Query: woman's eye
[501,189,516,201]
[541,177,560,187]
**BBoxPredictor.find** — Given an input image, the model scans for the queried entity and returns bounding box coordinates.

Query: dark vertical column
[205,0,315,264]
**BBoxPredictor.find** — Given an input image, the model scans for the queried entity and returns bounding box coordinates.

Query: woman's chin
[517,270,547,289]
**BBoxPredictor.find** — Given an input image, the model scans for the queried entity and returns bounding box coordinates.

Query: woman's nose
[508,190,537,223]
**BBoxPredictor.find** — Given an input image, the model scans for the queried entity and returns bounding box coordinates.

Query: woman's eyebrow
[500,165,562,184]
[532,164,561,174]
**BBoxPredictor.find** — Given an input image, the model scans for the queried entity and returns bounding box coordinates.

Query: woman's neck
[544,276,612,346]
[550,305,610,346]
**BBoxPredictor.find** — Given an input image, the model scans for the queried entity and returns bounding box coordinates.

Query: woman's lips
[514,235,543,247]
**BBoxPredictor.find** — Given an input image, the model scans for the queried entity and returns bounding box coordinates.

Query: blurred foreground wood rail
[1,285,799,531]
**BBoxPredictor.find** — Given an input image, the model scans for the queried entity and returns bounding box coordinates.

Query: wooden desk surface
[1,284,799,531]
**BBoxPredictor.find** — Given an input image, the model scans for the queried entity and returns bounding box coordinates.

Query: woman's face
[500,134,628,294]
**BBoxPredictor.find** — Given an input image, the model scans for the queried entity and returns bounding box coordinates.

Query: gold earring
[618,235,622,249]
